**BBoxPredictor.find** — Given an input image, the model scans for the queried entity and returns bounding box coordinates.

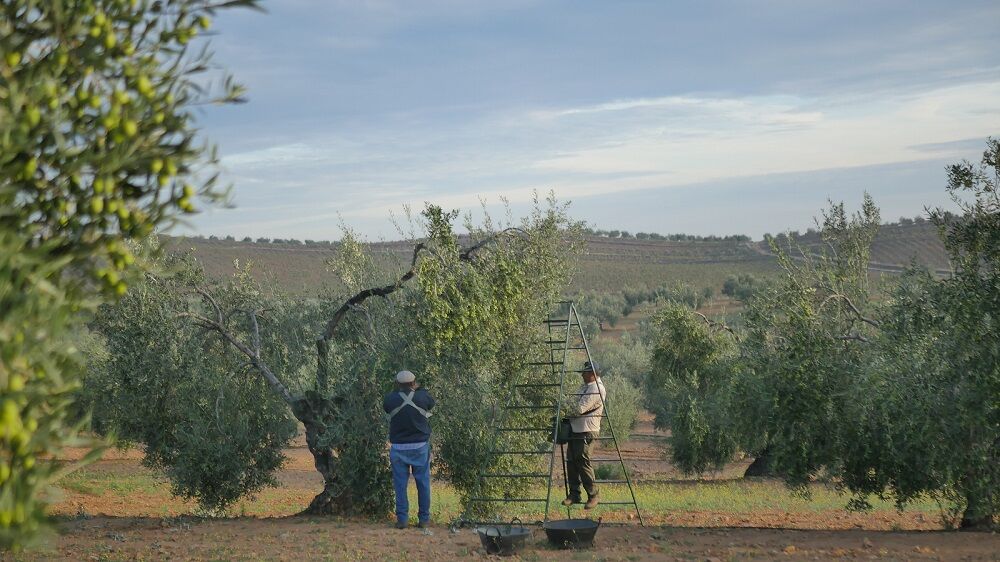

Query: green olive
[123,120,138,136]
[26,106,41,126]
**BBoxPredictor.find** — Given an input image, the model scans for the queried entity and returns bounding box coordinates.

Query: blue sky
[187,0,1000,240]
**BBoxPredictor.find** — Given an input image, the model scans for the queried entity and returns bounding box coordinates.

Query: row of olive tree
[647,139,999,530]
[84,198,584,515]
[0,0,258,549]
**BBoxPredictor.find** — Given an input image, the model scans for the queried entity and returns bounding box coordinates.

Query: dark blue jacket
[383,387,435,444]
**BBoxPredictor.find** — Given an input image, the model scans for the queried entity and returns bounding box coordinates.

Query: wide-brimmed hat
[395,370,416,383]
[582,361,599,374]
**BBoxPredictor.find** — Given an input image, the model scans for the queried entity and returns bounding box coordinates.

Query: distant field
[164,222,945,296]
[570,257,780,293]
[766,221,950,275]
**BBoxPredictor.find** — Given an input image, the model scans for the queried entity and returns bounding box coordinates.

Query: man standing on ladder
[384,370,435,529]
[562,360,606,509]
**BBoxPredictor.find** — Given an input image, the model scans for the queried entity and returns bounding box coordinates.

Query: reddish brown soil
[24,414,998,560]
[14,516,999,561]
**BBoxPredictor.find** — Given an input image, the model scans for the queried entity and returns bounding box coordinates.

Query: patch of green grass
[61,469,166,496]
[61,464,939,524]
[406,480,940,524]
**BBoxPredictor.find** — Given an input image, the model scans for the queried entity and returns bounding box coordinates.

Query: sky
[185,0,1000,240]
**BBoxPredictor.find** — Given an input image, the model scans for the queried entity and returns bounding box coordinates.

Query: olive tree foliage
[646,302,742,474]
[88,248,307,511]
[90,198,582,516]
[846,140,1000,529]
[0,0,256,548]
[589,333,650,442]
[736,195,882,487]
[648,196,881,480]
[600,375,642,443]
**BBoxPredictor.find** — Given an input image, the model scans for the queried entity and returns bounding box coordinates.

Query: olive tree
[732,196,882,486]
[0,0,256,548]
[89,198,582,515]
[89,250,304,511]
[646,302,743,474]
[647,196,882,481]
[846,140,1000,529]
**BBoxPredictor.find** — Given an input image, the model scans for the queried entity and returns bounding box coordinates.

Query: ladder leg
[570,303,644,526]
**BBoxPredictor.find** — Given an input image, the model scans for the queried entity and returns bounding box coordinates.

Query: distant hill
[760,221,950,276]
[163,221,947,296]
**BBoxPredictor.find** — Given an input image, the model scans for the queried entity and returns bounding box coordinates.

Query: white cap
[395,370,416,383]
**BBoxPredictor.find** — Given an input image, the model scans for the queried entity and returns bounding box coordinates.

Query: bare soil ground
[15,412,997,561]
[16,515,1000,562]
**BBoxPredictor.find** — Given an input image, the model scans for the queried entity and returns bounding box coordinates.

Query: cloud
[195,78,998,240]
[187,1,999,239]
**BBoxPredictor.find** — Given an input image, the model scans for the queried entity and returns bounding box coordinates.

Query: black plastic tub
[542,518,601,548]
[475,518,531,556]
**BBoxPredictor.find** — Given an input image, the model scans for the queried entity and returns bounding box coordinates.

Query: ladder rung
[497,427,551,432]
[503,405,556,410]
[550,346,588,350]
[542,320,569,324]
[489,450,553,455]
[544,339,569,344]
[480,473,549,479]
[527,361,561,366]
[593,479,629,484]
[566,392,604,396]
[591,458,629,462]
[514,383,560,388]
[593,501,639,505]
[468,498,549,503]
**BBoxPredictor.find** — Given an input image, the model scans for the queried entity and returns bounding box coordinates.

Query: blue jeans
[390,442,431,524]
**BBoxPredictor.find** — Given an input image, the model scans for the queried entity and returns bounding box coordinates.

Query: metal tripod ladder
[459,301,643,526]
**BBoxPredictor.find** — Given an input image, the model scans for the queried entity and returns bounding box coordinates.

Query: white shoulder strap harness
[386,390,432,421]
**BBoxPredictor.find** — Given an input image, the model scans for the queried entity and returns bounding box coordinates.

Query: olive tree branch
[819,293,881,329]
[692,310,738,339]
[835,333,871,343]
[180,289,295,405]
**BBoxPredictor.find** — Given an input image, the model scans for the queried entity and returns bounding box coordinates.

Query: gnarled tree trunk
[294,395,351,515]
[743,447,774,478]
[960,492,996,531]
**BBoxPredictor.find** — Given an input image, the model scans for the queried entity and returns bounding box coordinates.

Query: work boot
[395,520,407,529]
[562,496,581,507]
[417,521,429,529]
[584,493,600,510]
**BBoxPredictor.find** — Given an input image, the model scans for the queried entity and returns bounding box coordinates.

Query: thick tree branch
[319,227,528,344]
[821,293,881,329]
[459,227,527,260]
[179,292,295,406]
[247,309,262,359]
[319,242,426,343]
[692,310,738,338]
[836,333,870,343]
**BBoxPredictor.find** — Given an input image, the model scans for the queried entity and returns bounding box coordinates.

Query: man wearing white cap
[383,370,435,529]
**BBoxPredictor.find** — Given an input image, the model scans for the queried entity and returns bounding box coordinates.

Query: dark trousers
[566,431,598,499]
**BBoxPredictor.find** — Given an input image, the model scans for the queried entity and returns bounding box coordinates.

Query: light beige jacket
[568,378,606,433]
